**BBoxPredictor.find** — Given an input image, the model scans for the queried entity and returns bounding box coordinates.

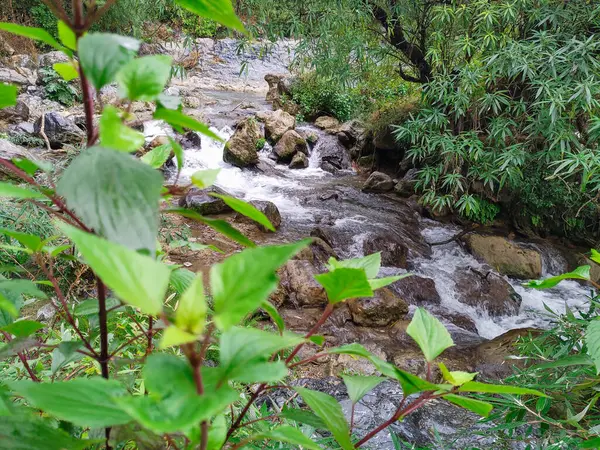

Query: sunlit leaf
[342,374,384,404]
[116,55,173,101]
[57,21,76,50]
[158,326,197,349]
[174,0,246,33]
[443,394,493,417]
[315,268,373,303]
[0,23,66,52]
[406,308,454,362]
[525,265,590,289]
[210,193,275,231]
[99,106,145,152]
[327,253,381,279]
[191,169,221,189]
[175,273,207,335]
[438,362,477,386]
[0,320,44,337]
[0,83,17,109]
[53,62,79,81]
[586,320,600,375]
[458,381,548,397]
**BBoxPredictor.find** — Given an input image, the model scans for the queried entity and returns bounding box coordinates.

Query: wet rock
[257,109,296,143]
[296,127,319,148]
[235,200,281,232]
[280,260,328,307]
[38,51,69,67]
[357,155,374,169]
[314,116,340,134]
[390,275,441,305]
[337,119,365,148]
[316,134,351,173]
[179,131,202,149]
[0,100,29,123]
[179,187,233,215]
[463,234,543,279]
[310,227,335,248]
[273,129,308,163]
[183,96,201,108]
[455,268,522,316]
[348,288,409,327]
[223,117,261,167]
[362,171,394,192]
[363,233,408,268]
[373,125,400,151]
[289,152,308,169]
[34,112,85,149]
[475,328,537,379]
[0,67,34,86]
[394,179,416,197]
[295,238,337,268]
[264,73,290,103]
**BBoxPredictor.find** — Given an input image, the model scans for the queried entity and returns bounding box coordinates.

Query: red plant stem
[238,414,277,429]
[285,303,334,365]
[287,352,328,369]
[109,329,159,358]
[146,316,154,356]
[97,278,109,379]
[351,403,356,432]
[1,331,40,382]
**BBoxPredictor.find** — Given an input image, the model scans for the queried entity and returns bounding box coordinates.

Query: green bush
[39,66,80,107]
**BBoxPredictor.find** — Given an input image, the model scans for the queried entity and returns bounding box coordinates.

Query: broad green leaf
[74,297,121,316]
[168,208,255,248]
[294,387,354,450]
[143,353,197,397]
[327,253,381,278]
[407,308,454,362]
[0,228,42,251]
[175,273,207,334]
[0,416,93,450]
[206,415,227,450]
[219,327,303,381]
[191,169,221,189]
[53,62,79,81]
[439,362,477,386]
[159,326,197,349]
[141,143,172,168]
[586,320,600,374]
[0,23,65,52]
[261,300,285,333]
[0,83,17,109]
[246,426,321,450]
[590,249,600,265]
[59,223,170,316]
[170,138,185,169]
[525,265,590,289]
[582,437,600,448]
[0,337,38,359]
[154,108,222,141]
[0,182,45,200]
[232,360,288,383]
[212,240,310,329]
[443,394,493,417]
[458,381,548,397]
[210,194,275,231]
[327,342,373,359]
[0,279,47,300]
[78,33,140,90]
[342,375,384,404]
[169,268,196,294]
[51,341,84,375]
[99,106,145,152]
[12,158,52,175]
[315,268,373,303]
[369,273,411,290]
[0,320,44,337]
[57,21,76,50]
[57,146,163,252]
[9,378,132,428]
[308,335,326,346]
[116,55,173,101]
[280,407,327,429]
[174,0,246,33]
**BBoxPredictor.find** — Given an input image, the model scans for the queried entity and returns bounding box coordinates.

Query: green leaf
[116,55,173,101]
[0,23,65,52]
[0,320,44,337]
[51,341,84,375]
[342,375,384,404]
[191,169,221,189]
[0,337,38,359]
[443,394,493,417]
[53,62,79,81]
[154,108,222,141]
[406,308,454,362]
[143,353,197,397]
[458,381,548,397]
[57,146,163,252]
[586,320,600,375]
[168,208,255,248]
[170,137,185,170]
[99,106,145,152]
[0,416,93,450]
[9,378,132,428]
[0,228,42,250]
[232,360,289,383]
[590,249,600,265]
[159,326,197,349]
[78,33,140,90]
[294,387,354,450]
[59,223,170,316]
[438,363,477,386]
[206,415,227,450]
[169,268,196,294]
[280,407,327,429]
[261,300,285,333]
[525,265,591,289]
[175,273,207,334]
[369,273,411,290]
[57,21,76,50]
[246,426,321,450]
[141,143,172,169]
[12,158,52,175]
[315,268,373,303]
[219,327,303,381]
[327,253,381,278]
[0,83,17,109]
[582,437,600,448]
[74,297,121,316]
[212,240,310,329]
[210,194,275,231]
[174,0,246,33]
[0,182,45,200]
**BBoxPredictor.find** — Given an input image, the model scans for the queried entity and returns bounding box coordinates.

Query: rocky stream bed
[0,37,595,448]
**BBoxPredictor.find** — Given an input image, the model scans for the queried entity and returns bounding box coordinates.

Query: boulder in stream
[235,200,281,232]
[222,117,261,167]
[179,187,233,215]
[34,112,85,149]
[314,115,340,134]
[455,268,522,317]
[362,171,394,192]
[257,109,296,143]
[390,275,441,305]
[363,233,408,268]
[279,260,328,307]
[348,287,409,327]
[273,129,308,163]
[289,152,308,169]
[462,234,543,279]
[316,134,352,173]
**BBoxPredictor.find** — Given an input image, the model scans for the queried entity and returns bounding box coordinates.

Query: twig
[1,331,40,382]
[39,112,52,152]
